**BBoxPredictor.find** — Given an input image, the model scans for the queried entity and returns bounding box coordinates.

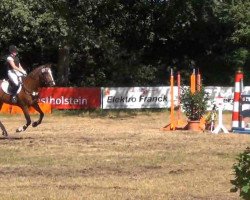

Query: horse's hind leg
[31,103,44,127]
[16,106,31,132]
[0,103,8,136]
[0,121,8,137]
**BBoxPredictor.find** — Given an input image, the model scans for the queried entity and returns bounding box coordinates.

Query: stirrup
[32,92,39,97]
[11,96,17,103]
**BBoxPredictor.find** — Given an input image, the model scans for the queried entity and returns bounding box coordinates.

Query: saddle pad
[1,80,22,95]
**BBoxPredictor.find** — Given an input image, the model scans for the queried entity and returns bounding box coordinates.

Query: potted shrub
[180,86,209,131]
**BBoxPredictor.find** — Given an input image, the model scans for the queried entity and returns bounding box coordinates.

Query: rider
[6,45,27,103]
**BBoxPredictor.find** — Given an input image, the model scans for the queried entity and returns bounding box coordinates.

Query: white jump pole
[212,95,229,134]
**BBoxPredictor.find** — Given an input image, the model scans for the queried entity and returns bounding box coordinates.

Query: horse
[0,63,55,136]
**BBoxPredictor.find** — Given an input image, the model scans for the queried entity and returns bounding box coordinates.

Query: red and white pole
[232,68,244,130]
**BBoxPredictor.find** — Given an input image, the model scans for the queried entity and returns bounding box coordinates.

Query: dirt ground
[0,111,249,200]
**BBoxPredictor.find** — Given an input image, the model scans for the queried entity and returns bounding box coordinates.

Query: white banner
[241,86,250,112]
[102,86,250,110]
[102,87,170,109]
[205,86,234,110]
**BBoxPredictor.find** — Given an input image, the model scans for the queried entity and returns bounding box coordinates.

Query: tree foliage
[231,147,250,199]
[0,0,249,86]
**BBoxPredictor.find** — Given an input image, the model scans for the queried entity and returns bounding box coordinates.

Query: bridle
[21,66,55,97]
[27,66,54,86]
[39,67,55,86]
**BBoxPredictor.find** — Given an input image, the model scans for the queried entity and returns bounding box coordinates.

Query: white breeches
[8,70,23,86]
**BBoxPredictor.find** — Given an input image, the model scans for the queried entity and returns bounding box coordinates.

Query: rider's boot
[11,85,19,103]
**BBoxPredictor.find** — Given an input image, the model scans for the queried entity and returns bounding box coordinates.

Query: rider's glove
[22,70,27,75]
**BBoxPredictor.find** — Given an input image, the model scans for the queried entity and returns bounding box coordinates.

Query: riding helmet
[9,45,18,53]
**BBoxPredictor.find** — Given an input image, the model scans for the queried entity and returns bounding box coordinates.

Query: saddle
[1,79,22,95]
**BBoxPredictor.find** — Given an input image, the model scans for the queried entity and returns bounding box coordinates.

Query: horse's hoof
[16,128,23,133]
[16,124,28,132]
[32,122,38,127]
[2,132,8,137]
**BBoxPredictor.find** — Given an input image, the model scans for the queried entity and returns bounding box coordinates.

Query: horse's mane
[28,64,51,77]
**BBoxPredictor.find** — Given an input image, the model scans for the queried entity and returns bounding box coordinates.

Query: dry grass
[0,111,248,200]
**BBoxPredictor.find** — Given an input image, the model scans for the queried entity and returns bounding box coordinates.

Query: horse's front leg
[31,103,44,127]
[16,106,31,132]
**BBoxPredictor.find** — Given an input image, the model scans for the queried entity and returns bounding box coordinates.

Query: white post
[212,95,229,134]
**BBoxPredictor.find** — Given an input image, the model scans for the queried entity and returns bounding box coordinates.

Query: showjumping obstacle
[162,68,203,131]
[212,95,229,134]
[231,69,250,134]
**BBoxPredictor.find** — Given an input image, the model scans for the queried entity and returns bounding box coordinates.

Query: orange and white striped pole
[190,68,196,94]
[232,68,244,130]
[162,68,176,131]
[177,71,181,120]
[196,68,201,91]
[169,68,175,130]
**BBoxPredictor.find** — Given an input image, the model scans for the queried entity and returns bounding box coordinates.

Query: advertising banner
[102,87,171,109]
[102,86,243,110]
[241,86,250,111]
[37,86,250,111]
[39,87,101,109]
[205,86,234,110]
[205,86,250,111]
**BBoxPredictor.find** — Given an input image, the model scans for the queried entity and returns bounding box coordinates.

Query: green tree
[0,0,68,80]
[0,0,248,86]
[215,0,250,82]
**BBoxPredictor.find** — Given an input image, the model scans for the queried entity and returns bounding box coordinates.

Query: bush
[231,147,250,199]
[180,87,209,121]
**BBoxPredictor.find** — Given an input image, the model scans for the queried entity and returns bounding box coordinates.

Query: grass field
[0,111,249,200]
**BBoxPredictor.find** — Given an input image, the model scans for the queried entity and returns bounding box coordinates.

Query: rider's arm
[18,63,26,74]
[8,59,21,71]
[7,58,26,74]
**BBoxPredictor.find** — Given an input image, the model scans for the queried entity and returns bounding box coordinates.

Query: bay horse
[0,63,55,136]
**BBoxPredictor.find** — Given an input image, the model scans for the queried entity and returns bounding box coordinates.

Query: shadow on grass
[0,136,34,140]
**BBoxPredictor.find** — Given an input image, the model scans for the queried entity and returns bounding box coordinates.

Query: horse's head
[39,64,56,87]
